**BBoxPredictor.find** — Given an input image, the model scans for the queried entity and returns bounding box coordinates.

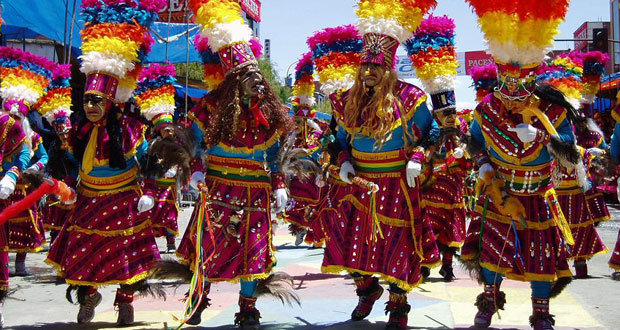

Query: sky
[260,0,611,109]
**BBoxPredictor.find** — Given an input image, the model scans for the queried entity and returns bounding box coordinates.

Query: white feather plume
[79,52,135,78]
[421,75,456,95]
[487,40,550,67]
[320,76,356,96]
[115,86,135,103]
[203,21,254,52]
[141,103,176,121]
[0,85,41,106]
[358,17,412,44]
[298,95,316,107]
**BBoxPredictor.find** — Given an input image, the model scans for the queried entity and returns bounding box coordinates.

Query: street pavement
[3,205,620,330]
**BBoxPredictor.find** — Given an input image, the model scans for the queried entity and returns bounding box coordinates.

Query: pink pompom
[295,52,313,72]
[307,25,360,51]
[414,14,455,37]
[53,64,72,80]
[139,62,177,81]
[194,34,211,53]
[469,63,498,81]
[249,38,263,58]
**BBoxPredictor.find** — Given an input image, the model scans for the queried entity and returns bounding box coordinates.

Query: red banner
[464,51,494,75]
[239,0,261,22]
[573,22,589,52]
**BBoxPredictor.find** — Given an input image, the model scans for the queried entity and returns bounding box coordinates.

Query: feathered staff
[469,63,498,103]
[291,52,316,119]
[573,51,609,105]
[307,25,363,95]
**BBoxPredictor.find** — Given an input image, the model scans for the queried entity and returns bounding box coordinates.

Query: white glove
[406,161,422,188]
[508,123,539,143]
[190,171,205,190]
[339,161,355,184]
[453,147,464,159]
[274,188,288,213]
[0,175,16,200]
[587,147,604,157]
[164,166,178,178]
[137,195,155,213]
[478,163,495,180]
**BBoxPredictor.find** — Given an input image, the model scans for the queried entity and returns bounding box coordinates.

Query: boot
[295,229,308,246]
[186,284,212,326]
[351,276,384,321]
[573,260,588,279]
[439,265,456,282]
[14,260,28,277]
[529,297,555,330]
[114,288,135,326]
[612,272,620,281]
[384,290,410,330]
[77,290,102,324]
[234,296,260,329]
[474,284,506,328]
[420,266,430,281]
[165,233,176,253]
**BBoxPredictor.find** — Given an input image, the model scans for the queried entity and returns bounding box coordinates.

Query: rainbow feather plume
[570,51,609,103]
[35,63,72,126]
[469,63,498,102]
[307,25,363,95]
[135,63,177,127]
[0,46,54,109]
[79,0,164,102]
[189,0,253,52]
[467,0,570,67]
[537,52,583,108]
[356,0,437,43]
[291,52,316,118]
[406,14,458,95]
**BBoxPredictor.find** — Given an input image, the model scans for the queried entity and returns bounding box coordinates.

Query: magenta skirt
[585,190,611,222]
[176,176,275,282]
[610,229,620,271]
[2,183,45,252]
[46,186,160,286]
[287,176,327,245]
[144,179,179,237]
[557,192,608,260]
[421,172,467,248]
[462,190,572,281]
[321,164,433,291]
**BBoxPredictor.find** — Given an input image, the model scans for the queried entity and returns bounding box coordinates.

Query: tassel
[81,125,100,174]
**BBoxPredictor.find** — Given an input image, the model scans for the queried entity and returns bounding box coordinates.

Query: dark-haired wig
[203,66,293,147]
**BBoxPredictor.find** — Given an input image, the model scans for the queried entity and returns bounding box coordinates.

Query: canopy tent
[1,0,202,63]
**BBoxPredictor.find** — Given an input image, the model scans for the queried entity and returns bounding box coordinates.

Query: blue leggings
[482,268,551,298]
[205,279,258,298]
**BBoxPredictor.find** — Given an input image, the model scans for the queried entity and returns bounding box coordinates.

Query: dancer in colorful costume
[0,46,54,276]
[45,0,165,325]
[538,52,610,279]
[0,114,30,327]
[285,52,328,247]
[172,0,294,327]
[406,14,470,282]
[37,64,77,244]
[134,63,180,253]
[461,1,581,329]
[320,1,439,328]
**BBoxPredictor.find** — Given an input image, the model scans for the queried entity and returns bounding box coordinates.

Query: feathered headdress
[190,0,257,75]
[572,51,609,104]
[466,0,570,100]
[406,14,458,112]
[135,63,177,130]
[79,0,164,103]
[35,63,72,128]
[537,53,583,109]
[356,0,437,69]
[194,34,263,90]
[291,52,316,119]
[0,47,54,117]
[307,25,363,95]
[469,63,498,102]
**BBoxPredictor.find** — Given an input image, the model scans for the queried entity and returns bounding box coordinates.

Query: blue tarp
[2,0,202,63]
[174,83,208,100]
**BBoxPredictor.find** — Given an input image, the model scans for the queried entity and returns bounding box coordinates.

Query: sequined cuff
[409,146,425,163]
